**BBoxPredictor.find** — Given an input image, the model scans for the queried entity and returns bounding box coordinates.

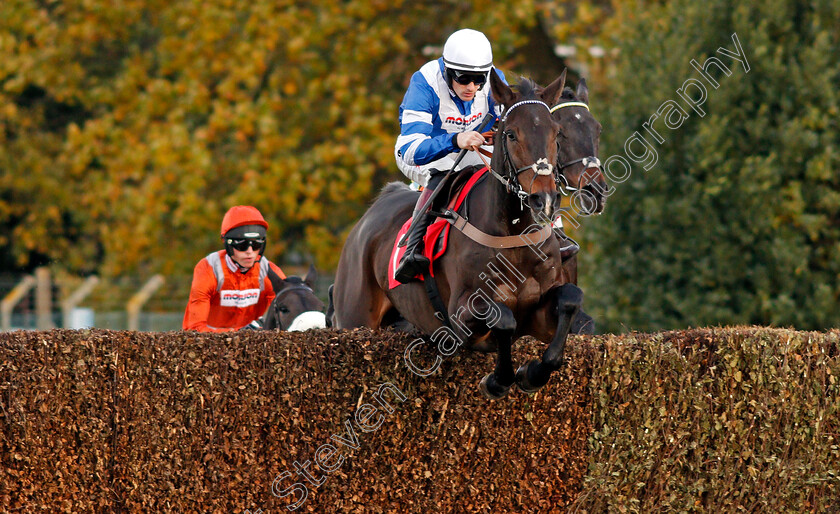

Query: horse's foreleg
[561,254,596,335]
[477,303,516,400]
[516,283,582,393]
[571,310,594,335]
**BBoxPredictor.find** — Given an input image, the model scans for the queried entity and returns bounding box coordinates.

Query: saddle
[388,166,489,289]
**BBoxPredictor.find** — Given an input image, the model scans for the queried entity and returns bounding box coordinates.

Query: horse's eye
[506,131,517,141]
[279,306,290,314]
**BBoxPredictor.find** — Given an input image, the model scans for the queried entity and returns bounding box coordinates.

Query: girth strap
[442,210,554,248]
[422,269,451,328]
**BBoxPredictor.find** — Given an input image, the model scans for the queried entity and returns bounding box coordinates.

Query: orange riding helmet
[221,205,269,256]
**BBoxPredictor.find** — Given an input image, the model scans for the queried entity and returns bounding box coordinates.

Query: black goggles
[228,238,265,251]
[452,70,487,86]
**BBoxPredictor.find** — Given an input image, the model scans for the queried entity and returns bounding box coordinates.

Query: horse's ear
[576,77,589,105]
[304,264,318,290]
[540,69,567,108]
[267,267,286,293]
[489,67,515,108]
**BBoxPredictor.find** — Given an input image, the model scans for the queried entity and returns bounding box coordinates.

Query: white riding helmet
[442,29,493,73]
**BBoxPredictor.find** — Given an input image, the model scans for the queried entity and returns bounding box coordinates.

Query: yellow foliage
[0,0,603,278]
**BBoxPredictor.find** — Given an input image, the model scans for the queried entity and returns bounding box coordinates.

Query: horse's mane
[559,86,580,103]
[283,276,306,285]
[514,77,540,100]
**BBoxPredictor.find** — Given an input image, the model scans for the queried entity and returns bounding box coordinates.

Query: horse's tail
[325,283,335,328]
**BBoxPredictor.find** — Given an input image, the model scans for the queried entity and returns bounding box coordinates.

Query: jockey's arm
[395,74,459,171]
[183,260,231,332]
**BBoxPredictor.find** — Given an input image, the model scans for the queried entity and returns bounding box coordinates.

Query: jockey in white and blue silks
[393,28,508,284]
[395,38,508,187]
[395,59,506,187]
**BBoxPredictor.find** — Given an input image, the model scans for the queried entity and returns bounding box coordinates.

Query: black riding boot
[394,172,444,284]
[394,210,434,283]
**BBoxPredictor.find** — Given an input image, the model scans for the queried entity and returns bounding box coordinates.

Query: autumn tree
[1,0,585,281]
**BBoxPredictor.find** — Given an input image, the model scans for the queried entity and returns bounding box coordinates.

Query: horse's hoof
[479,373,511,400]
[571,310,595,335]
[515,361,542,394]
[557,283,584,310]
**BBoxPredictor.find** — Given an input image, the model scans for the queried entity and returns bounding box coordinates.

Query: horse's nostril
[529,194,544,210]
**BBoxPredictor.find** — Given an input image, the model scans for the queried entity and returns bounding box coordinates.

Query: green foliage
[0,0,576,278]
[582,0,840,331]
[573,327,840,511]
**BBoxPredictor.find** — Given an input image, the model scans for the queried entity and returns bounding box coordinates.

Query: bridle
[270,283,317,330]
[438,96,563,247]
[477,99,556,205]
[549,100,603,194]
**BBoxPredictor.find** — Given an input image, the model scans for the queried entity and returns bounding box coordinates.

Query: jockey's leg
[394,171,445,284]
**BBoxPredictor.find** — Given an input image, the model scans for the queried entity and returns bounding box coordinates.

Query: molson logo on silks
[220,288,260,308]
[444,112,483,128]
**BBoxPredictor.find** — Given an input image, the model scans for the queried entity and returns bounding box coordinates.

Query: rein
[439,98,559,249]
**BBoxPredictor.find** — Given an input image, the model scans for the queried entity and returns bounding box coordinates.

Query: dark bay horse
[550,79,608,333]
[264,265,326,331]
[332,70,605,398]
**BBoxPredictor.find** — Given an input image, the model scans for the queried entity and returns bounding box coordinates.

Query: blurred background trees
[582,0,840,331]
[0,0,585,277]
[1,0,838,331]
